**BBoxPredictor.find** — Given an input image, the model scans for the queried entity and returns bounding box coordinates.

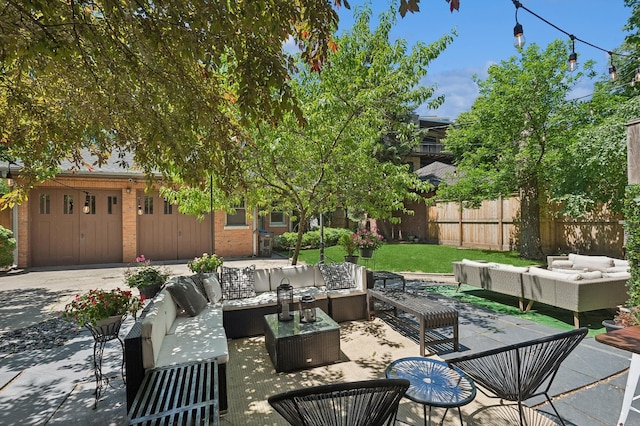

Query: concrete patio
[0,259,636,425]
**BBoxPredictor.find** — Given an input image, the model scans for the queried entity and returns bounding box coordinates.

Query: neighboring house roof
[415,161,457,187]
[56,150,150,177]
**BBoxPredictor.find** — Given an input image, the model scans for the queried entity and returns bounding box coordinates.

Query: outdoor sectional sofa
[453,254,630,328]
[124,261,367,416]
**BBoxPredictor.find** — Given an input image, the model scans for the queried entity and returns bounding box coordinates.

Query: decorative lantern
[299,295,316,323]
[277,279,294,322]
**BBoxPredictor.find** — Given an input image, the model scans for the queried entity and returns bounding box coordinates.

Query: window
[108,196,117,214]
[143,196,153,215]
[270,211,285,226]
[63,195,74,214]
[226,201,247,226]
[39,193,50,214]
[164,200,173,215]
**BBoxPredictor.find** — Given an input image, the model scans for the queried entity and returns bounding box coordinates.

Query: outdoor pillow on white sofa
[568,254,614,272]
[489,263,530,273]
[528,267,581,281]
[604,271,631,279]
[550,260,574,268]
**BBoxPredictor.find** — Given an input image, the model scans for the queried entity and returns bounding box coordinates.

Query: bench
[366,289,459,356]
[128,360,218,425]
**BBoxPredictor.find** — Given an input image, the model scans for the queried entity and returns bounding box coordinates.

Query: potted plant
[603,305,640,332]
[353,227,384,258]
[187,252,224,275]
[124,254,170,299]
[339,234,359,263]
[62,288,143,336]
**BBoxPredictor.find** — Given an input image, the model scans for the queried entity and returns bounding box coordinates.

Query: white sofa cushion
[606,266,630,273]
[270,265,317,290]
[614,259,630,267]
[489,263,530,273]
[140,289,178,369]
[578,271,603,280]
[568,254,614,272]
[461,259,498,268]
[203,276,223,303]
[156,305,229,367]
[550,260,574,268]
[604,271,631,279]
[528,267,581,281]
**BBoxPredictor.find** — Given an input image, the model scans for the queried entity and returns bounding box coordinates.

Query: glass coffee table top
[264,308,339,338]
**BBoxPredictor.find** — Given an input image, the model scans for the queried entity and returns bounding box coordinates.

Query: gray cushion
[166,276,208,316]
[203,276,223,303]
[319,263,354,290]
[220,265,257,300]
[189,273,209,299]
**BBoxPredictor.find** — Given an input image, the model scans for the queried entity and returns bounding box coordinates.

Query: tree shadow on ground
[0,287,76,333]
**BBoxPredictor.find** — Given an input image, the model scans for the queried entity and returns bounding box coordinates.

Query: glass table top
[264,308,339,339]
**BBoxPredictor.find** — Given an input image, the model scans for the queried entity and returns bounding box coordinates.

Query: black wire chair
[445,327,588,426]
[267,379,410,426]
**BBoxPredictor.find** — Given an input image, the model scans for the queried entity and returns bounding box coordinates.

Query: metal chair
[445,327,588,426]
[267,378,410,426]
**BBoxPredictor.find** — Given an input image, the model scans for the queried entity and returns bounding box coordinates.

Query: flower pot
[360,248,374,258]
[138,283,162,300]
[602,319,625,333]
[86,315,124,340]
[344,255,359,264]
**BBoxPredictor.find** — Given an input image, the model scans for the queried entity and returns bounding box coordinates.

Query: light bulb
[568,52,578,72]
[513,23,525,50]
[609,65,617,81]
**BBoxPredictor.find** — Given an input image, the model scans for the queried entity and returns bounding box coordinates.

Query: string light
[511,1,637,82]
[513,1,526,50]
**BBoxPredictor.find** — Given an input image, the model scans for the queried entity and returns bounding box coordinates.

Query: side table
[595,325,640,425]
[386,357,476,426]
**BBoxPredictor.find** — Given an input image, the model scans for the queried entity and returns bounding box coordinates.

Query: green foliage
[245,5,451,264]
[62,288,142,326]
[339,233,358,256]
[274,227,351,250]
[438,40,591,259]
[0,0,340,203]
[624,184,640,307]
[124,255,170,288]
[0,226,16,270]
[187,253,224,274]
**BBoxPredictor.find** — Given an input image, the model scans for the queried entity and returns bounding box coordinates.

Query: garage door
[137,192,212,261]
[30,188,123,266]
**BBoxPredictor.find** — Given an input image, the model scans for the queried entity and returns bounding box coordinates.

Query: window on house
[63,195,74,214]
[108,196,117,214]
[39,193,50,214]
[270,211,285,226]
[143,196,153,215]
[164,200,173,215]
[226,201,247,226]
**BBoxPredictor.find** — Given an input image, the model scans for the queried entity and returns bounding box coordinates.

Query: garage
[30,188,123,266]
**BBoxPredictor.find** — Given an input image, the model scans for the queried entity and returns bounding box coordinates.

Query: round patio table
[386,357,476,426]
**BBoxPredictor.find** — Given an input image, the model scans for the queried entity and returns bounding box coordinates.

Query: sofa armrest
[124,321,145,410]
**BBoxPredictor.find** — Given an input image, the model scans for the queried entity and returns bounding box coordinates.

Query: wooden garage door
[30,189,123,266]
[137,192,212,261]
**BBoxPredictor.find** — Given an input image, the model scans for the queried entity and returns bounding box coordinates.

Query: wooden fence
[425,196,624,258]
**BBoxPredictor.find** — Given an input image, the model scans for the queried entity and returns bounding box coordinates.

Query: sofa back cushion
[270,265,317,290]
[568,254,614,272]
[527,267,581,281]
[166,276,208,316]
[140,289,177,369]
[254,268,270,293]
[220,265,257,299]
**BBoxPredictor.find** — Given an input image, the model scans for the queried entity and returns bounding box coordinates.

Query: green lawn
[293,243,541,273]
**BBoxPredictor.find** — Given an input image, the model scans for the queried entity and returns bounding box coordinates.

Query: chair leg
[544,393,567,426]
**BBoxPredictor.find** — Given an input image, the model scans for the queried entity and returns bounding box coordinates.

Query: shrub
[274,228,354,250]
[0,226,15,270]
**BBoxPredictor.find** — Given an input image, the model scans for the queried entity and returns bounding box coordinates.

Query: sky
[334,0,632,120]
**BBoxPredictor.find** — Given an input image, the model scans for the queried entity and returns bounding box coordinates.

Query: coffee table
[386,357,476,426]
[264,308,340,373]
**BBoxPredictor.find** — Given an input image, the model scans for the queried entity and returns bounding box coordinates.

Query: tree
[243,5,453,264]
[437,41,590,260]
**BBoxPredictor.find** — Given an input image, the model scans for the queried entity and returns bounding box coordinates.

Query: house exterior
[7,155,290,268]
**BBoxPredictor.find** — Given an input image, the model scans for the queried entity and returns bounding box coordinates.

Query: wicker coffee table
[264,308,340,373]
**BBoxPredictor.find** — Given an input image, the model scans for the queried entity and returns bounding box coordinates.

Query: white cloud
[416,62,492,120]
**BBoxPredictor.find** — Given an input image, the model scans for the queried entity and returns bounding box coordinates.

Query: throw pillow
[188,273,209,300]
[203,276,223,303]
[319,263,354,290]
[220,265,257,300]
[165,276,208,316]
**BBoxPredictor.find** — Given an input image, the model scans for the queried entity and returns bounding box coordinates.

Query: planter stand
[85,315,126,408]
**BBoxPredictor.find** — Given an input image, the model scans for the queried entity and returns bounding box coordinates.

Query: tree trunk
[519,181,545,260]
[290,211,307,265]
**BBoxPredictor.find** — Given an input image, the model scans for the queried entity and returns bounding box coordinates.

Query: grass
[293,243,541,273]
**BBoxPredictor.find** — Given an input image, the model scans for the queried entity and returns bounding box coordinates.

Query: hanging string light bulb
[513,1,526,50]
[607,53,617,81]
[567,36,578,72]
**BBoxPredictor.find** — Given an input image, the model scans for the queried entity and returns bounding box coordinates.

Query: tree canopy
[438,41,590,259]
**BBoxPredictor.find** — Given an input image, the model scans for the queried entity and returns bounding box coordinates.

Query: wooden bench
[367,289,459,356]
[128,360,219,425]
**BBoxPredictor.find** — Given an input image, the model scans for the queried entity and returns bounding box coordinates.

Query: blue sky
[335,1,632,120]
